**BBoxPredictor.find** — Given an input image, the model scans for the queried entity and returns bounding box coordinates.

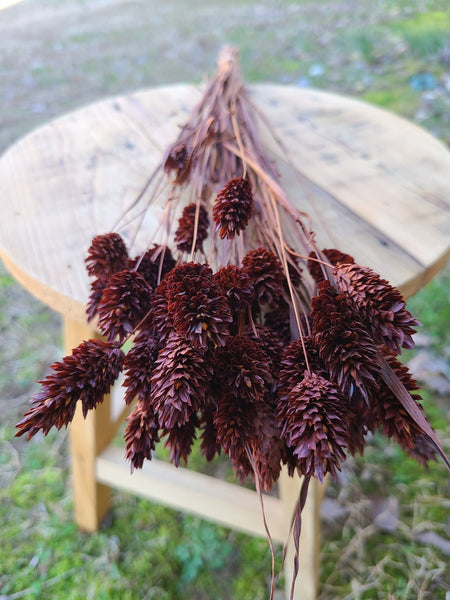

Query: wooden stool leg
[64,316,114,532]
[278,470,325,600]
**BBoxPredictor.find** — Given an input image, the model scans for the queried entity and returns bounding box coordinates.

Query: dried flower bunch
[16,47,448,597]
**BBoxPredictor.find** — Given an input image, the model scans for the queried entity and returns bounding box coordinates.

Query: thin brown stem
[246,445,276,600]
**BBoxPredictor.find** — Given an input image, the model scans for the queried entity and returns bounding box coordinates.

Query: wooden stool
[1,84,449,600]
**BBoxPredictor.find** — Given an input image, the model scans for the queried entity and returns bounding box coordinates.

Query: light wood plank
[278,471,326,600]
[96,446,289,544]
[252,85,450,279]
[65,317,114,532]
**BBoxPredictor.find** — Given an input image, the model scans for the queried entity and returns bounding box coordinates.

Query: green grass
[392,11,450,59]
[321,436,450,598]
[406,268,450,349]
[1,427,280,600]
[362,85,419,117]
[0,271,61,394]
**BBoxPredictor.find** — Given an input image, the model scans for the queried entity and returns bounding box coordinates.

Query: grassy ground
[1,1,449,598]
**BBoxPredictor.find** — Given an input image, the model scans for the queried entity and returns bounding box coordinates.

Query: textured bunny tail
[379,353,450,472]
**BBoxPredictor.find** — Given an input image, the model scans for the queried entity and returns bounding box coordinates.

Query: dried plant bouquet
[16,47,449,598]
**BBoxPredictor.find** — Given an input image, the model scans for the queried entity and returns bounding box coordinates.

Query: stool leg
[64,317,113,532]
[278,470,325,600]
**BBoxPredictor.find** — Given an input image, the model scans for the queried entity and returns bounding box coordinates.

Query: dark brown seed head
[97,269,153,343]
[311,281,381,401]
[249,402,283,492]
[166,262,232,348]
[213,177,254,239]
[334,263,420,353]
[174,203,209,254]
[123,337,161,405]
[86,278,105,323]
[242,247,284,307]
[214,264,254,316]
[214,335,273,404]
[279,371,351,482]
[86,233,130,281]
[375,355,431,457]
[15,339,124,439]
[277,336,326,405]
[162,414,199,467]
[125,400,159,470]
[307,248,354,285]
[132,244,176,290]
[163,143,191,184]
[150,334,213,429]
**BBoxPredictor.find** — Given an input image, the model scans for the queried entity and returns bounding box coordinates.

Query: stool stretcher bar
[96,447,289,542]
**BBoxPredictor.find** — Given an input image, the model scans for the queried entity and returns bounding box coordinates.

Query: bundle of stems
[16,46,449,599]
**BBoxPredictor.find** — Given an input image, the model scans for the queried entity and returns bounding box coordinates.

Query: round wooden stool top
[1,84,449,324]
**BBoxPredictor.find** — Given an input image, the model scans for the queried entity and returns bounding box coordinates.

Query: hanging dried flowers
[213,177,254,239]
[16,339,124,436]
[16,46,449,599]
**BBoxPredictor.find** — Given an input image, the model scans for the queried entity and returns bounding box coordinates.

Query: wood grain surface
[1,84,449,323]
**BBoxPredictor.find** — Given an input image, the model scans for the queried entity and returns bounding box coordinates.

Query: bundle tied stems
[16,46,449,599]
